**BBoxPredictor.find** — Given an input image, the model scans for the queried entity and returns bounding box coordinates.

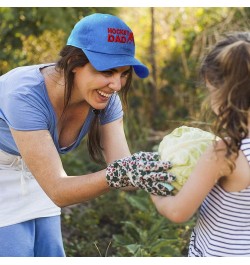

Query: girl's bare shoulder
[218,140,250,192]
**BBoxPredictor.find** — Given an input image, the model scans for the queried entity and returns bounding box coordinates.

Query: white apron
[0,149,60,227]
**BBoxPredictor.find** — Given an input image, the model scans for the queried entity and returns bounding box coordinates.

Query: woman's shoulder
[1,64,52,100]
[1,63,53,89]
[0,64,54,126]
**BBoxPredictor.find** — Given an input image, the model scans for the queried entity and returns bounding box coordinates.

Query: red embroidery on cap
[107,28,134,44]
[127,32,134,43]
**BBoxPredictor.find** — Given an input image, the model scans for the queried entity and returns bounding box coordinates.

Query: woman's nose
[108,76,122,92]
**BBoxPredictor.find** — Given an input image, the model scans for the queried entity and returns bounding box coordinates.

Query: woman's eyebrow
[109,67,131,73]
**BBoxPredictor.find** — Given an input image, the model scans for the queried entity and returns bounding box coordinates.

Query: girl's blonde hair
[201,32,250,171]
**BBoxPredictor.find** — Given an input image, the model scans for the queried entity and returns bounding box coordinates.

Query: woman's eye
[121,71,130,78]
[102,71,113,76]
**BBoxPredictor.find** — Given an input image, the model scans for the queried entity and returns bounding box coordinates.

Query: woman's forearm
[50,169,111,207]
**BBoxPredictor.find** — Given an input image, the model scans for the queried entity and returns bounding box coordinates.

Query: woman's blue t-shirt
[0,64,123,155]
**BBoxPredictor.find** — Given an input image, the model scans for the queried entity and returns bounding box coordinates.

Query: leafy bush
[62,189,195,256]
[112,190,195,257]
[62,190,131,257]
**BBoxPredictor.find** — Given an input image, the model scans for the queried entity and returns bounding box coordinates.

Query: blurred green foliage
[61,182,194,257]
[1,7,250,256]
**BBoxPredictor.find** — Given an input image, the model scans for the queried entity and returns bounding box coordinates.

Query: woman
[0,13,174,256]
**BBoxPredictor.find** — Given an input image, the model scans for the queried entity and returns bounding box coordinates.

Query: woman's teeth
[97,90,113,98]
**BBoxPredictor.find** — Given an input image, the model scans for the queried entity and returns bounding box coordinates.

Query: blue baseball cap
[67,13,149,78]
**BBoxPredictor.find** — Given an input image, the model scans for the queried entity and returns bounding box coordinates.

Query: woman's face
[72,63,131,110]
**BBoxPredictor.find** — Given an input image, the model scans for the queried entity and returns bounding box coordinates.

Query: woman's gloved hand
[106,151,175,196]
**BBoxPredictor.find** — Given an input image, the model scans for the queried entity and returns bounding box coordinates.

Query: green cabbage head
[158,126,216,193]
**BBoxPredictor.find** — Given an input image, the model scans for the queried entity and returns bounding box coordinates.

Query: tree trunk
[149,7,158,128]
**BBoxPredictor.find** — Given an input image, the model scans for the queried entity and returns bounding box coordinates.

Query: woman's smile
[96,89,114,99]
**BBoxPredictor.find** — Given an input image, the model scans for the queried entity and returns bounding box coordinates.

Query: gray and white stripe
[188,138,250,257]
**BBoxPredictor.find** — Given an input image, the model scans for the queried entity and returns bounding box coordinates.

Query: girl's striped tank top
[188,138,250,257]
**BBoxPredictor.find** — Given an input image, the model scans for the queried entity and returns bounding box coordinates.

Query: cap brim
[83,49,149,78]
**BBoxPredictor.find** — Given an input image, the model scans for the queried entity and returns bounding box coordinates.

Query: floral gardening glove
[106,151,176,196]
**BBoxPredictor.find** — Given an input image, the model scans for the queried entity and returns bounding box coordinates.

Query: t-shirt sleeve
[2,89,50,131]
[99,93,124,125]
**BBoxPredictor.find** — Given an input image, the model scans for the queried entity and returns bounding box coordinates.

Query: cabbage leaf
[158,126,216,193]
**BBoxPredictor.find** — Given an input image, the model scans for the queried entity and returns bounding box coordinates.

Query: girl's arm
[151,142,229,223]
[10,117,130,207]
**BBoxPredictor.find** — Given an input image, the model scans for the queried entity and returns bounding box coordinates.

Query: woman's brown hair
[55,45,132,164]
[200,32,250,171]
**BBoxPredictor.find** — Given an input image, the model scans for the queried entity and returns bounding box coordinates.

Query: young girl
[151,32,250,256]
